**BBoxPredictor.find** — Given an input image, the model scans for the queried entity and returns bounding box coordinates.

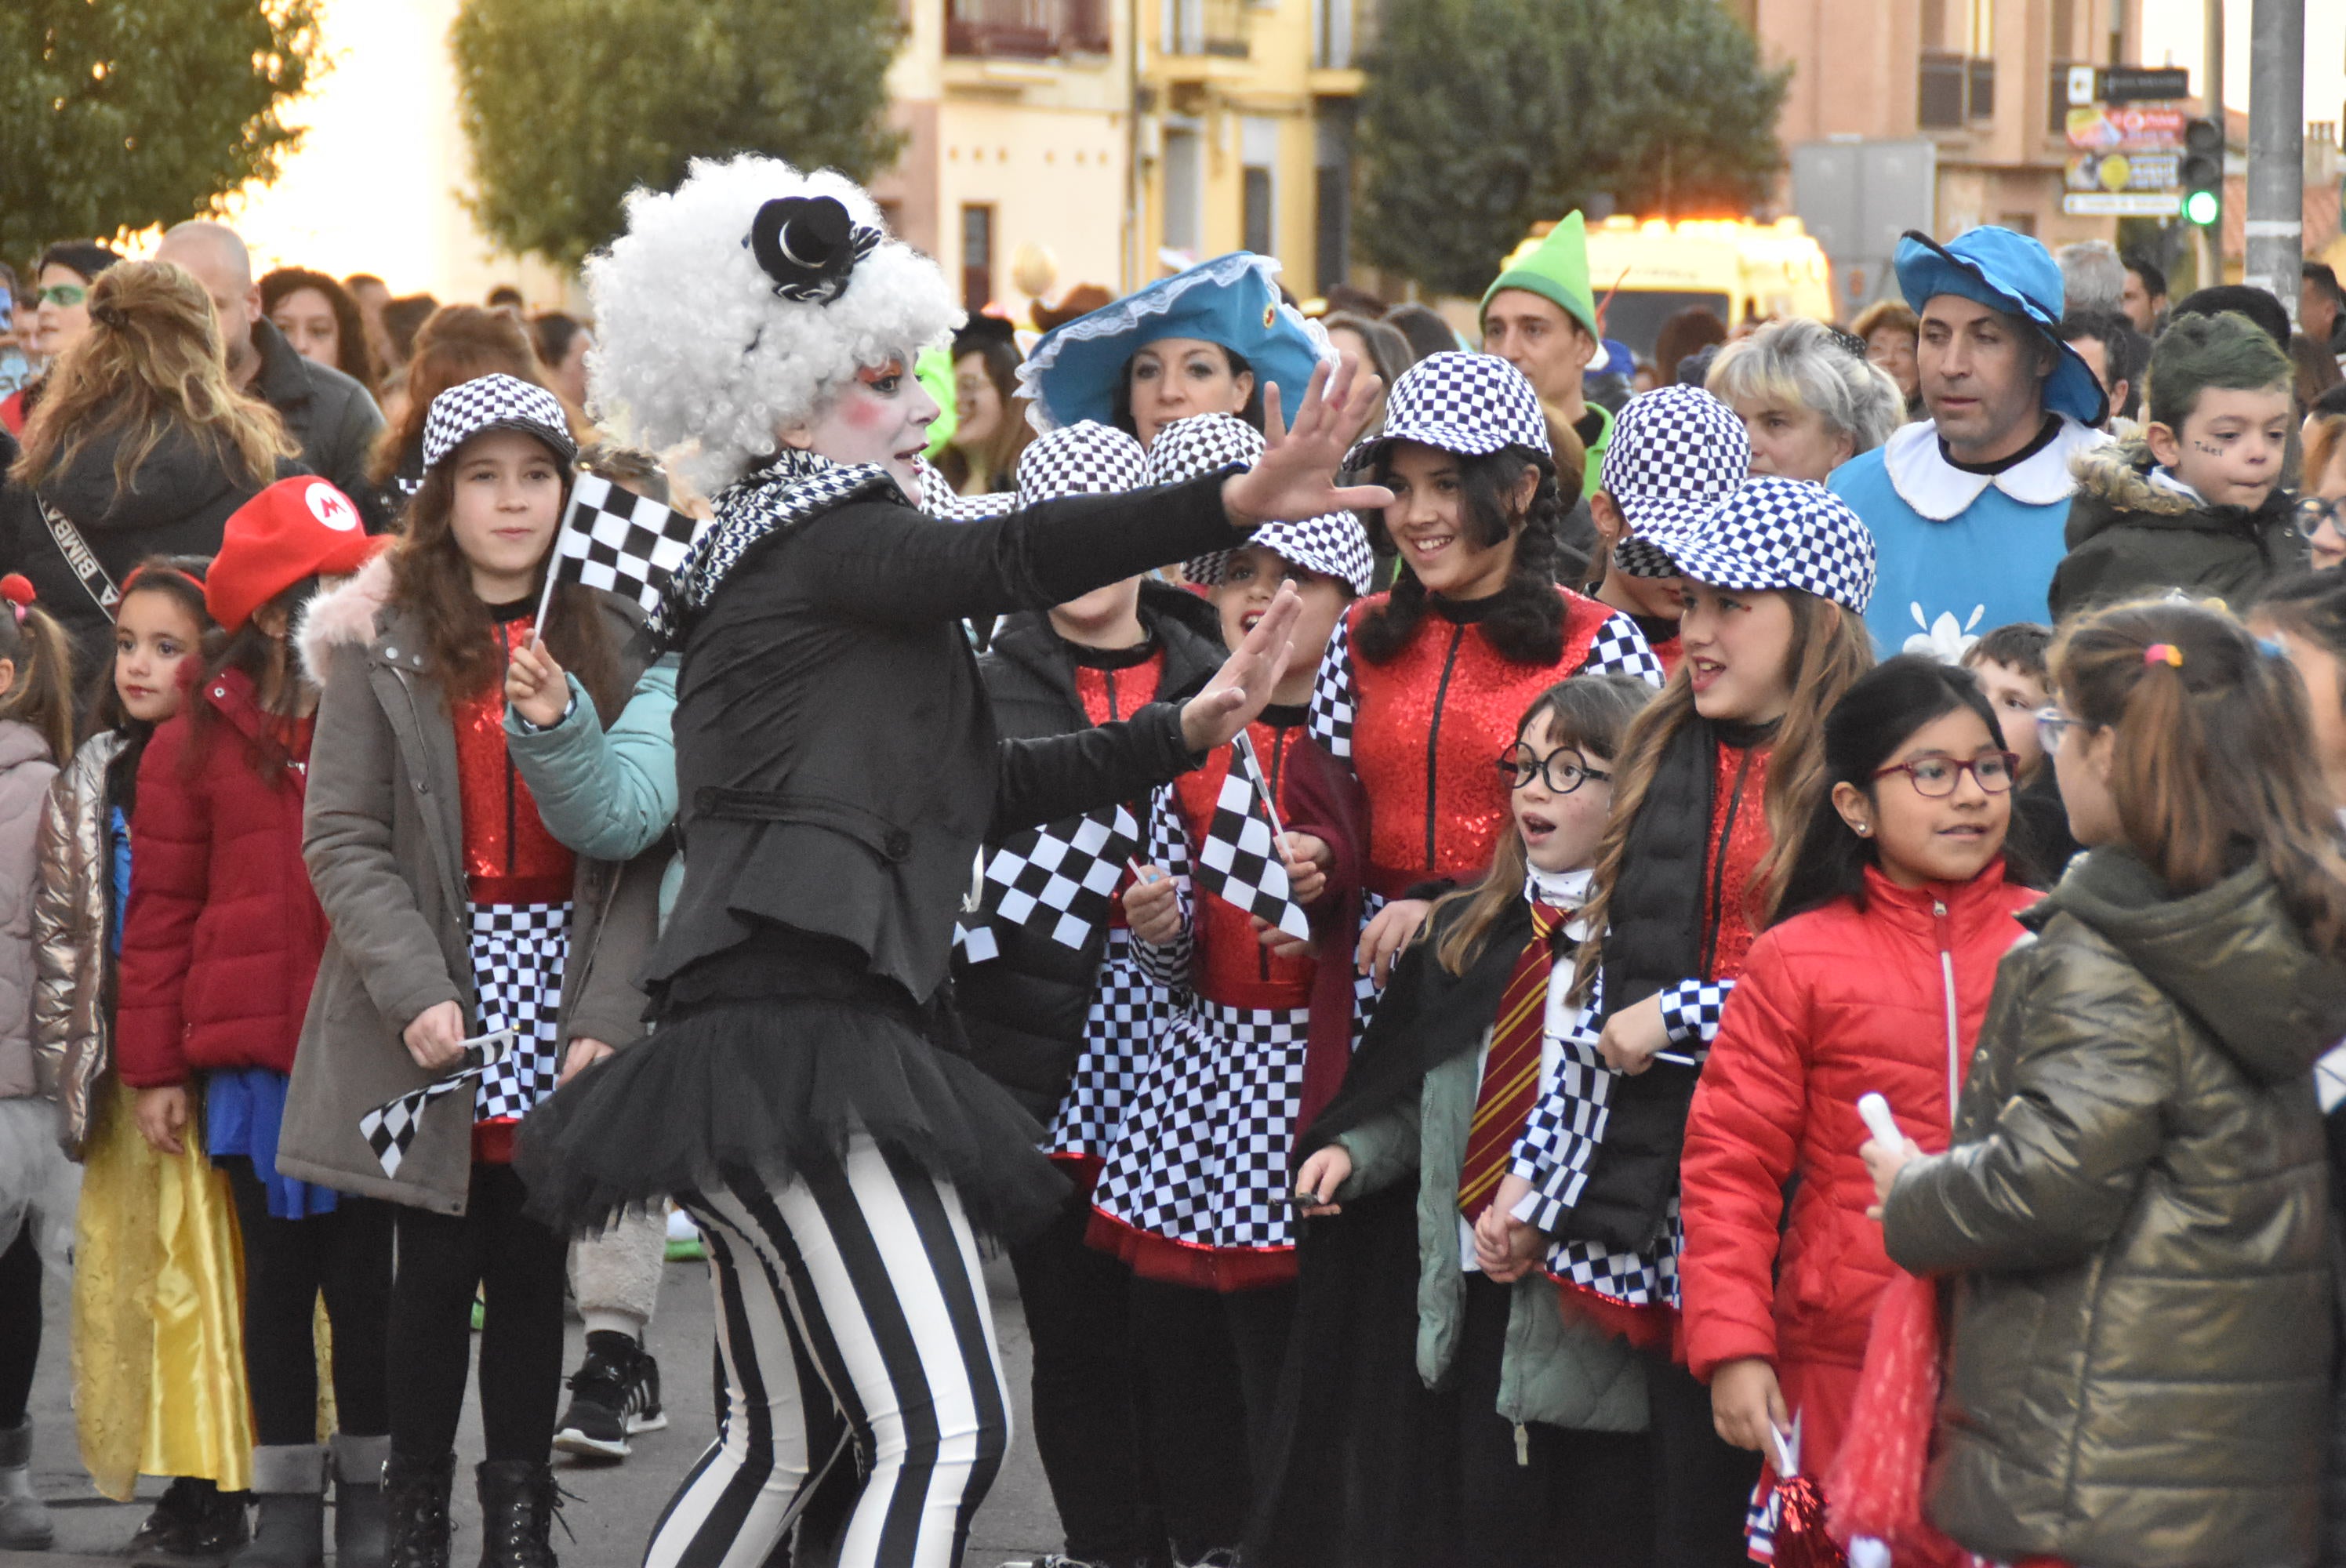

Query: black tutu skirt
[511,996,1070,1247]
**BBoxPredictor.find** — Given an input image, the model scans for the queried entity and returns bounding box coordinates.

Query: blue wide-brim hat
[1016,252,1334,434]
[1894,227,2108,428]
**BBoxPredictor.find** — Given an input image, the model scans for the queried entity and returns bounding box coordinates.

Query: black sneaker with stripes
[552,1331,666,1461]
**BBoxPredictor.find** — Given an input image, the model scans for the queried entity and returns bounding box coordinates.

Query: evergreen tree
[452,0,905,268]
[1356,0,1789,298]
[0,0,324,260]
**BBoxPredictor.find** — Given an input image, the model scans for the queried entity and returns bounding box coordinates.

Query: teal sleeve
[1335,1100,1422,1198]
[503,657,679,861]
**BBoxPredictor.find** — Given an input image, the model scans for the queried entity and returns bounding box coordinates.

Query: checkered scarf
[645,448,900,647]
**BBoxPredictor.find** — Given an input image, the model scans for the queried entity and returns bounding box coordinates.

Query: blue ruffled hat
[1894,226,2108,427]
[1015,252,1333,434]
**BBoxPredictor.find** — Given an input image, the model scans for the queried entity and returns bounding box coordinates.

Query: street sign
[2062,191,2184,216]
[2099,66,2191,103]
[2064,149,2181,192]
[2065,104,2185,151]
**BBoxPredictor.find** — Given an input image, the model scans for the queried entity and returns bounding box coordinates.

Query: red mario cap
[206,477,383,633]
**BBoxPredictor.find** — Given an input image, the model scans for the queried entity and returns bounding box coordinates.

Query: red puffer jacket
[115,668,325,1086]
[1680,863,2037,1401]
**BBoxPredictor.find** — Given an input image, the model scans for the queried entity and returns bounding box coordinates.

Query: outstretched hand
[1181,584,1301,753]
[1221,354,1393,530]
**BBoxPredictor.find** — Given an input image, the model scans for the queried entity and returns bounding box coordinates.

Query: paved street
[6,1250,1060,1568]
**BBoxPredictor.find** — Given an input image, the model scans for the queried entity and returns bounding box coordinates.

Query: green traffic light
[2184,188,2221,226]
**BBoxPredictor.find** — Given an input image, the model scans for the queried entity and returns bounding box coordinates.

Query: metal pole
[2243,0,2304,323]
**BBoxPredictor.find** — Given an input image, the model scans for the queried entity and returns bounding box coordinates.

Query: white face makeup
[786,358,941,499]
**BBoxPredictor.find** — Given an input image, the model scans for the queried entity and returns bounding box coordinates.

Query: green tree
[0,0,324,262]
[1356,0,1790,298]
[451,0,905,269]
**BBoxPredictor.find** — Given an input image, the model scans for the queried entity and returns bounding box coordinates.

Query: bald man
[155,220,385,517]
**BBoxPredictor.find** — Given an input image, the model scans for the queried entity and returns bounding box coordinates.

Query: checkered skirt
[469,900,570,1122]
[1042,928,1169,1163]
[1091,996,1311,1254]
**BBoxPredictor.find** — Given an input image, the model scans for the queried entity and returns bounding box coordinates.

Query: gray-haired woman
[1706,317,1906,483]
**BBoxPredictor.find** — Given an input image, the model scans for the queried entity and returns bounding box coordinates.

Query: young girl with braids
[0,575,74,1551]
[1309,352,1664,989]
[1866,598,2346,1568]
[37,563,258,1554]
[1487,477,1877,1568]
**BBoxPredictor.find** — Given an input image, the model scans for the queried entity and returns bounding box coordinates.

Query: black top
[653,472,1248,1010]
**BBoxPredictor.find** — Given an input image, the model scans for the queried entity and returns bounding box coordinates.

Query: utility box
[1790,137,1939,318]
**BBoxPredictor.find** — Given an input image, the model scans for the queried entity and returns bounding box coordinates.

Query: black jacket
[956,583,1226,1116]
[2050,437,2302,619]
[249,318,383,511]
[650,474,1244,1012]
[1,422,302,675]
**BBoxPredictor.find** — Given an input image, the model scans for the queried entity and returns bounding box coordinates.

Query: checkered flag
[1194,742,1311,942]
[538,474,705,622]
[956,804,1143,960]
[358,1031,517,1178]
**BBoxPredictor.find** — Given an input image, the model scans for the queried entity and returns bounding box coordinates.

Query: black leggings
[1008,1189,1159,1564]
[0,1220,38,1428]
[1643,1343,1763,1568]
[1128,1275,1296,1561]
[223,1159,395,1446]
[1453,1273,1654,1567]
[388,1163,568,1464]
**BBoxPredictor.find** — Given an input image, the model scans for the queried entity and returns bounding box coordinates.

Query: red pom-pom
[1772,1475,1850,1568]
[0,575,32,608]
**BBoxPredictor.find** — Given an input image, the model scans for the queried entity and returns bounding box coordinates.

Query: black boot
[332,1436,390,1568]
[230,1446,326,1568]
[129,1478,252,1568]
[472,1462,557,1568]
[381,1454,453,1568]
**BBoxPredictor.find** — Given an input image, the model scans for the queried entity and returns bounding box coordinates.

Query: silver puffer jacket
[34,731,122,1159]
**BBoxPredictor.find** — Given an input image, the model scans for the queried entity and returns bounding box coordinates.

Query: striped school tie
[1458,902,1564,1218]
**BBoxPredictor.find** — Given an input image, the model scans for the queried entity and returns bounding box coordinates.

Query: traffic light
[2180,117,2223,227]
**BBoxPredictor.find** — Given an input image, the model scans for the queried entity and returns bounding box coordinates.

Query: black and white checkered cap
[1600,385,1750,555]
[1632,476,1877,613]
[421,373,576,473]
[1146,413,1265,487]
[1186,513,1374,597]
[1344,351,1551,470]
[1015,421,1149,508]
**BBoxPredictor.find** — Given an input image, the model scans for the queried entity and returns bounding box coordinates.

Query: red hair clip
[2143,642,2183,668]
[0,574,32,626]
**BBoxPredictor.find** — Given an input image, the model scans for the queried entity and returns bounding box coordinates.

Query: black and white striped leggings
[648,1138,1011,1568]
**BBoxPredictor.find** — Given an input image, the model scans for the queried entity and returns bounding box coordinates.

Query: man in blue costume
[1829,227,2110,658]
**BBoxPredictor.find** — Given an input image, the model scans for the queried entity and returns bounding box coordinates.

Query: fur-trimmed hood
[294,550,397,688]
[2063,436,2290,550]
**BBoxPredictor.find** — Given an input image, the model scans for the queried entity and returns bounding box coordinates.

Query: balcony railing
[947,0,1112,59]
[1165,0,1248,59]
[1919,50,1996,129]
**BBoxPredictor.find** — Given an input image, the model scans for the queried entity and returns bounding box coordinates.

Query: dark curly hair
[1353,444,1567,666]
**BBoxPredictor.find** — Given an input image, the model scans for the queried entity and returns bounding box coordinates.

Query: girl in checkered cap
[499,153,1394,1568]
[1309,351,1665,993]
[1084,501,1372,1566]
[1493,475,1877,1566]
[278,373,663,1568]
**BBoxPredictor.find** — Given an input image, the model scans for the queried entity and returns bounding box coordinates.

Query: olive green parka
[1883,848,2346,1568]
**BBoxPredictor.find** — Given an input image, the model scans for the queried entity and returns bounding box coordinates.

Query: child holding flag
[1088,431,1371,1566]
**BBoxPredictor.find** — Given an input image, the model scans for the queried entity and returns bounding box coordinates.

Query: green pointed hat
[1480,211,1596,339]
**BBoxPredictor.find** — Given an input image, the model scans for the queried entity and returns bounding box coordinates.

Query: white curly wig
[584,154,960,494]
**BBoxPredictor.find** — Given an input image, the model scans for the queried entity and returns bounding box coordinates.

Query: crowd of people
[0,152,2343,1568]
